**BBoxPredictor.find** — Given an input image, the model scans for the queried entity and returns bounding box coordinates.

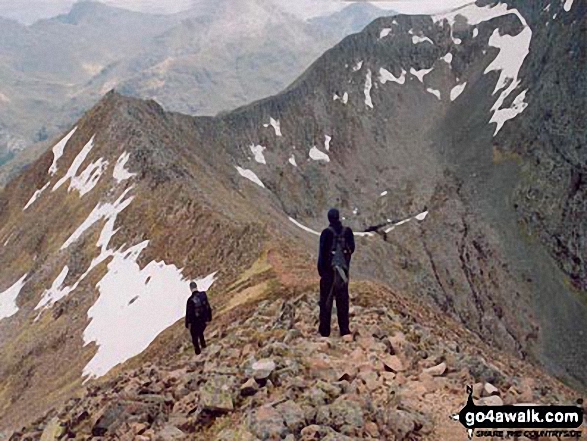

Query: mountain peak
[54,1,141,25]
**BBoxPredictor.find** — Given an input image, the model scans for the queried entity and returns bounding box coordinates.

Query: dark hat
[189,281,197,291]
[327,208,340,223]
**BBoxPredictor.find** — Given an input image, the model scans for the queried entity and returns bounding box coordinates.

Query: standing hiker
[317,208,355,337]
[185,281,213,355]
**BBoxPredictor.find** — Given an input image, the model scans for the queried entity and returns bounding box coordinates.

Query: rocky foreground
[6,282,586,441]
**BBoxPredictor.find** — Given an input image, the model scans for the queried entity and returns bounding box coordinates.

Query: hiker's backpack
[329,226,350,285]
[191,291,211,322]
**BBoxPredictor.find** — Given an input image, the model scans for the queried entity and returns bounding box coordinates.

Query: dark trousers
[189,324,207,355]
[319,273,350,337]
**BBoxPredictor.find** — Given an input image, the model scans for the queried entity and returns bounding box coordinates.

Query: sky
[0,0,475,24]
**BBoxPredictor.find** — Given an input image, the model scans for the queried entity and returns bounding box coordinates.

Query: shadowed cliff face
[0,0,585,432]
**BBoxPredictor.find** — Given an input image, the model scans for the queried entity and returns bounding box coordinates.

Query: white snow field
[450,82,467,101]
[379,68,407,85]
[250,144,267,164]
[0,274,27,321]
[34,266,74,315]
[434,2,532,135]
[236,166,265,188]
[364,70,374,108]
[410,67,433,83]
[113,152,136,183]
[53,136,95,192]
[309,147,330,162]
[23,182,50,210]
[49,127,77,176]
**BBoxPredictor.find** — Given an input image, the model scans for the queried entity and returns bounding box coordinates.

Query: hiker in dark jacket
[185,281,213,355]
[317,208,355,337]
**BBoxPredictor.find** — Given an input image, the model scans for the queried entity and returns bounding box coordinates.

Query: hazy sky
[0,0,475,24]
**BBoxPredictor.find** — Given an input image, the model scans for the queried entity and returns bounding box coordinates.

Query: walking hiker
[185,281,213,355]
[317,208,355,337]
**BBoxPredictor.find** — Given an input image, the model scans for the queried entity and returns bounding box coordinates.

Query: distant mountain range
[0,0,394,185]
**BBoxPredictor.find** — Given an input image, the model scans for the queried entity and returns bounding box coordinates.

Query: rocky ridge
[6,279,585,440]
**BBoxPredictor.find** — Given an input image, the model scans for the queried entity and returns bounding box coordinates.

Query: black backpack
[329,226,350,285]
[191,291,211,322]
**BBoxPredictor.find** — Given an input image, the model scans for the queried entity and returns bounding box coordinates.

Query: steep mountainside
[0,0,585,436]
[0,1,390,186]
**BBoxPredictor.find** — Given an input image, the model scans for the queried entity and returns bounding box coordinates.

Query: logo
[450,386,584,439]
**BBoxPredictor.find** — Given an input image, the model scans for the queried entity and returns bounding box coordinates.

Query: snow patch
[269,117,282,137]
[410,67,433,83]
[352,60,363,71]
[0,274,27,321]
[485,26,532,95]
[250,145,267,164]
[380,28,392,39]
[113,152,135,183]
[564,0,574,11]
[484,16,532,135]
[82,241,218,380]
[52,136,96,192]
[49,127,77,176]
[379,68,406,85]
[309,147,330,162]
[236,166,265,188]
[289,155,297,167]
[324,135,332,152]
[416,211,429,221]
[355,231,375,238]
[490,89,529,135]
[427,88,441,100]
[450,82,467,101]
[34,266,75,318]
[289,217,319,236]
[61,188,135,250]
[381,191,388,196]
[23,182,50,211]
[364,70,374,108]
[412,35,434,44]
[473,28,479,38]
[333,92,349,104]
[442,53,453,65]
[435,3,523,26]
[454,37,462,44]
[70,158,109,197]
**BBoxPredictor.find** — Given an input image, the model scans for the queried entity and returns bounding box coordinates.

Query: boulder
[248,405,288,440]
[316,396,364,432]
[300,425,355,441]
[200,377,235,413]
[154,425,185,441]
[276,400,306,433]
[472,382,484,399]
[217,426,259,441]
[483,383,499,397]
[252,359,277,381]
[424,362,447,377]
[40,418,65,441]
[380,355,405,373]
[92,402,129,436]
